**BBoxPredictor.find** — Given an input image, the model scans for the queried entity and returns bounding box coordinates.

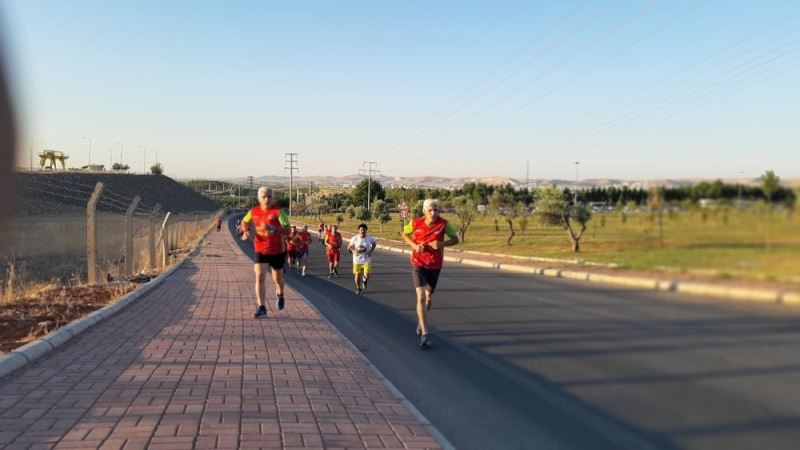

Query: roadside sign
[398,201,409,220]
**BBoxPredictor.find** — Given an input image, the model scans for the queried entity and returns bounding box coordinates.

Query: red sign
[398,202,409,220]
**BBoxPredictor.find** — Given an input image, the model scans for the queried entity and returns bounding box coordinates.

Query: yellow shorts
[353,263,371,275]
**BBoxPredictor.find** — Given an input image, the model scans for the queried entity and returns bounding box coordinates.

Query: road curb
[307,225,798,306]
[0,228,212,381]
[370,243,798,306]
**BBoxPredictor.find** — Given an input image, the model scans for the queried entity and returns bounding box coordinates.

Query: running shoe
[419,333,432,349]
[362,280,368,291]
[301,269,306,277]
[355,287,362,295]
[276,295,285,310]
[328,272,333,279]
[334,268,339,277]
[254,305,267,319]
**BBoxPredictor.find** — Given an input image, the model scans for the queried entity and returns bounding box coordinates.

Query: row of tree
[186,171,795,253]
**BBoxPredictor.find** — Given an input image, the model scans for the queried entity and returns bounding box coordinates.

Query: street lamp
[82,136,92,168]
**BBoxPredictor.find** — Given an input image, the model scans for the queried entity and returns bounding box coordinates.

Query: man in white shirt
[347,223,377,294]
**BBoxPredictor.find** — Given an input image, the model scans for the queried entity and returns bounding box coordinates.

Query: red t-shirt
[241,206,288,255]
[404,216,457,269]
[286,231,298,251]
[326,231,342,252]
[297,231,312,251]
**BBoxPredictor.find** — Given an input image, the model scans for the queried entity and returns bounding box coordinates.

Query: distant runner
[325,224,343,278]
[348,223,377,294]
[285,225,298,271]
[402,199,459,349]
[239,186,290,318]
[296,225,312,277]
[318,221,326,243]
[215,216,222,232]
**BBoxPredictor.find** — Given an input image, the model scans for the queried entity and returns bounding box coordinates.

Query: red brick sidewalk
[0,229,442,449]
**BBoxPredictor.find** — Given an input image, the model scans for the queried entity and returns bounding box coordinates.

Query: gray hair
[257,186,271,197]
[423,199,439,211]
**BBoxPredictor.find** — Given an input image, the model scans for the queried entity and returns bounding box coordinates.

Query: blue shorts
[296,249,309,258]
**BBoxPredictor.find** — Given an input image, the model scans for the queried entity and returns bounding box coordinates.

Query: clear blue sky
[2,0,799,181]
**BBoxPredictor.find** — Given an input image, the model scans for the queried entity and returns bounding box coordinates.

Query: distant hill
[222,174,800,190]
[14,172,219,216]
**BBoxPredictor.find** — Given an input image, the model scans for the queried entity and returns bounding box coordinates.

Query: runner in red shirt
[296,225,312,277]
[325,224,343,278]
[239,187,290,318]
[402,199,459,349]
[285,225,298,271]
[318,221,325,243]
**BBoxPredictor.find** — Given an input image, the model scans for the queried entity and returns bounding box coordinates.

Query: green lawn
[312,208,800,283]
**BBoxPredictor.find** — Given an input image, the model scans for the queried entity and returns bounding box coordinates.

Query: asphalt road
[230,217,800,450]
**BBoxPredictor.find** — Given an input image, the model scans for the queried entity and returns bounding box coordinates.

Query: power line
[384,0,667,166]
[378,0,597,155]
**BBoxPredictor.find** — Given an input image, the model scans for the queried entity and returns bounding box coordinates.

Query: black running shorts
[411,266,441,292]
[254,252,285,270]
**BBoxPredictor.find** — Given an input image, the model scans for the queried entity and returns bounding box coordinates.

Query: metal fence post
[86,182,104,284]
[148,204,161,271]
[158,212,171,269]
[124,195,141,275]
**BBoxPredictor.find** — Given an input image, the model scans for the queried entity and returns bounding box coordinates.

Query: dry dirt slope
[13,172,218,215]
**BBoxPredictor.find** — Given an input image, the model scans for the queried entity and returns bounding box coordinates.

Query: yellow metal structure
[39,150,69,170]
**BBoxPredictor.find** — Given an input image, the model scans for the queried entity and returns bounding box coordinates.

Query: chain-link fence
[1,174,222,299]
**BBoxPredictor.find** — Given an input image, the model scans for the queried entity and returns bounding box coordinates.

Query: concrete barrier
[11,339,54,363]
[460,258,498,269]
[559,270,590,281]
[587,273,660,289]
[497,264,544,275]
[0,353,27,379]
[782,292,800,305]
[675,283,779,303]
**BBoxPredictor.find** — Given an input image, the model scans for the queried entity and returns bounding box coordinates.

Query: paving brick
[0,229,441,450]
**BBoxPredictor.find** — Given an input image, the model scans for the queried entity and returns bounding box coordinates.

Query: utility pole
[526,161,530,190]
[285,153,299,216]
[361,161,378,211]
[574,161,580,204]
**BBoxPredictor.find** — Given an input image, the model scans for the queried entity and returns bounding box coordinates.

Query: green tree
[451,196,476,243]
[354,206,372,222]
[352,179,385,209]
[760,170,780,250]
[536,187,592,252]
[371,200,391,232]
[761,170,780,205]
[488,190,523,245]
[412,200,423,218]
[150,162,163,175]
[648,187,665,246]
[346,205,356,219]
